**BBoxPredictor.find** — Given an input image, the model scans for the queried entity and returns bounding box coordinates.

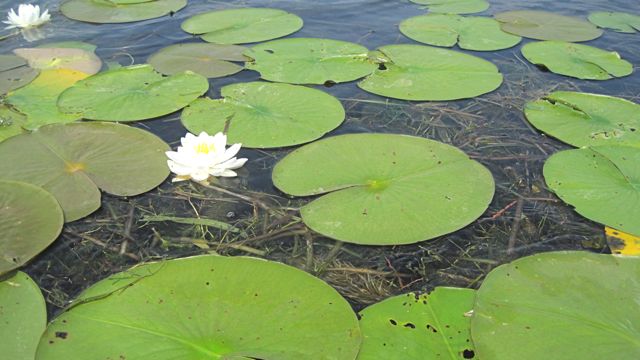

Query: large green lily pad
[37,41,98,53]
[357,288,476,360]
[57,64,208,121]
[244,38,377,84]
[181,82,345,148]
[409,0,489,14]
[0,181,63,273]
[0,272,47,359]
[273,133,494,245]
[588,11,640,33]
[36,255,361,359]
[358,44,503,101]
[495,10,603,42]
[472,251,640,359]
[521,41,633,80]
[61,0,186,24]
[0,105,27,143]
[0,55,38,95]
[544,146,640,235]
[525,91,640,148]
[147,43,246,78]
[14,47,102,75]
[400,14,521,51]
[181,8,303,44]
[0,122,170,222]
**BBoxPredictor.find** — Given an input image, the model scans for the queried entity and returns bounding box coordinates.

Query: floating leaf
[0,54,27,72]
[588,11,640,33]
[472,251,640,360]
[147,43,246,78]
[244,38,377,85]
[181,8,303,44]
[0,55,38,95]
[605,226,640,255]
[358,44,503,101]
[36,255,361,360]
[273,134,494,245]
[495,10,603,42]
[14,47,102,75]
[0,105,27,142]
[58,64,208,121]
[61,0,186,24]
[544,146,640,235]
[357,288,476,360]
[0,122,170,222]
[521,41,633,80]
[181,82,345,148]
[409,0,489,15]
[37,41,98,52]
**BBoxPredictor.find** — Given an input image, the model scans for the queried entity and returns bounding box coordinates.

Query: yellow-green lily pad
[61,0,186,24]
[588,11,640,34]
[495,10,603,42]
[147,43,246,78]
[409,0,489,15]
[14,47,102,75]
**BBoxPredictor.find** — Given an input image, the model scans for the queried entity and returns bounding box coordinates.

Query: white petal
[172,175,190,182]
[217,169,238,177]
[190,169,210,182]
[220,157,248,170]
[219,143,242,163]
[167,160,193,176]
[211,132,227,153]
[181,132,197,147]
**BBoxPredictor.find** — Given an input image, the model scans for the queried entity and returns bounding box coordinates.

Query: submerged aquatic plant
[3,4,50,29]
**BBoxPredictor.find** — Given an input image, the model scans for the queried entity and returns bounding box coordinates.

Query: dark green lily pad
[495,10,603,42]
[0,105,27,143]
[521,41,633,80]
[273,133,494,245]
[0,55,38,95]
[0,122,170,222]
[36,255,361,360]
[181,8,303,44]
[181,82,345,148]
[588,11,640,33]
[147,43,246,78]
[14,47,102,75]
[61,0,186,24]
[409,0,489,14]
[472,251,640,359]
[525,91,640,147]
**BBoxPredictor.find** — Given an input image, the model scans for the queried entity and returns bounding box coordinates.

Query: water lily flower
[3,4,50,29]
[166,131,248,183]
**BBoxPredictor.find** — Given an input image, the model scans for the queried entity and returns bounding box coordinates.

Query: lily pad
[61,0,186,24]
[0,272,47,359]
[14,47,102,75]
[409,0,489,15]
[521,41,633,80]
[147,43,246,78]
[57,64,208,121]
[36,255,361,360]
[0,181,63,273]
[0,55,38,95]
[0,54,28,72]
[0,105,27,143]
[181,82,345,148]
[244,38,377,85]
[400,14,521,51]
[181,8,303,44]
[37,41,98,52]
[357,288,476,360]
[588,11,640,33]
[472,251,640,360]
[358,44,503,101]
[495,10,603,42]
[0,122,170,222]
[525,91,640,148]
[273,133,494,245]
[544,146,640,235]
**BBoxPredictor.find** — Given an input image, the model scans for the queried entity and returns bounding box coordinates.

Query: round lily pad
[244,38,377,85]
[521,41,633,80]
[14,47,102,75]
[358,44,503,101]
[409,0,489,15]
[544,146,640,235]
[0,55,27,72]
[273,133,495,245]
[181,8,303,44]
[0,272,47,359]
[37,41,97,52]
[181,82,345,148]
[0,122,170,222]
[357,288,476,360]
[0,105,27,143]
[57,64,208,121]
[525,91,640,148]
[0,55,38,95]
[147,43,246,78]
[495,10,603,42]
[472,251,640,360]
[0,181,63,273]
[400,14,521,51]
[588,11,640,33]
[36,255,361,360]
[61,0,186,24]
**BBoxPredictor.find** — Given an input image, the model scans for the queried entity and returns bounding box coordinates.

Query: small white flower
[166,131,248,183]
[3,4,50,30]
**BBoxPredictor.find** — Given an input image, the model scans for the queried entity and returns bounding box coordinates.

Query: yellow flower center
[195,142,214,154]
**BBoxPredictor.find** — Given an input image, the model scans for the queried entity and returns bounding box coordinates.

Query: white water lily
[166,131,248,183]
[4,4,50,29]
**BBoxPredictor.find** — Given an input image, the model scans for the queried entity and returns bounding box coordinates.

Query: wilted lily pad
[409,0,489,14]
[147,43,246,78]
[14,47,102,75]
[525,91,640,147]
[472,251,640,360]
[400,14,521,51]
[605,227,640,254]
[61,0,186,23]
[0,122,170,222]
[181,82,345,148]
[0,55,38,95]
[182,8,303,44]
[244,38,377,84]
[36,255,361,360]
[521,41,633,80]
[588,11,640,33]
[273,134,494,245]
[0,181,63,273]
[0,105,27,142]
[544,146,640,235]
[495,10,603,42]
[357,288,476,360]
[58,64,208,121]
[358,44,503,101]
